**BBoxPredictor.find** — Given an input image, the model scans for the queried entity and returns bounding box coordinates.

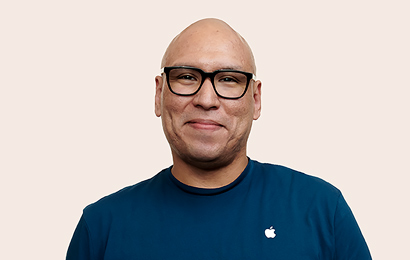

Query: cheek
[161,102,181,144]
[224,99,255,138]
[228,98,255,122]
[162,102,178,129]
[161,95,189,128]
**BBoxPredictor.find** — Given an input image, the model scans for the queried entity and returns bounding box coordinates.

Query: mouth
[186,119,224,131]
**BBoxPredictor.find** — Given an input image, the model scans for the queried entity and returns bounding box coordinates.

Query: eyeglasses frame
[161,66,256,100]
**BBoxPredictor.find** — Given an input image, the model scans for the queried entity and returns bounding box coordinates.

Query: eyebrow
[172,63,244,70]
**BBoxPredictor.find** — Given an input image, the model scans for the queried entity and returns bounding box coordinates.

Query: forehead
[164,26,254,73]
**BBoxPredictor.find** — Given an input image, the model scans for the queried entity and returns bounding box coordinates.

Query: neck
[171,154,249,189]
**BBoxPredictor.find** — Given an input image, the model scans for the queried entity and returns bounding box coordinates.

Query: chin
[181,150,236,171]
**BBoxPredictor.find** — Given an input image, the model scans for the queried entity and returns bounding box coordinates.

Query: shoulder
[82,167,170,217]
[250,159,341,199]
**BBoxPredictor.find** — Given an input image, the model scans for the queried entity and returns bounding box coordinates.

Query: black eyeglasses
[161,66,256,99]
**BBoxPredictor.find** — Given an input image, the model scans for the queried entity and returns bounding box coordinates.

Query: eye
[219,76,239,83]
[178,74,197,81]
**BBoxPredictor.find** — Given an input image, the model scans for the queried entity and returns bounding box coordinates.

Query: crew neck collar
[168,158,253,196]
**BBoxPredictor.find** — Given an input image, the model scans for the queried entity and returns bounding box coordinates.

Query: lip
[186,119,224,130]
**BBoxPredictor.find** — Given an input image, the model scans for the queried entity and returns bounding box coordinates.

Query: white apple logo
[265,226,276,239]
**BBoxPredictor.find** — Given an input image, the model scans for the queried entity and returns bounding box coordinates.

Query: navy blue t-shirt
[67,159,371,259]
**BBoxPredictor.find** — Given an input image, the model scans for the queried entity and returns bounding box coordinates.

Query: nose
[192,78,220,110]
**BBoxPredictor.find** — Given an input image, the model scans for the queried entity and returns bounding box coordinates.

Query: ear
[252,80,262,120]
[155,75,163,117]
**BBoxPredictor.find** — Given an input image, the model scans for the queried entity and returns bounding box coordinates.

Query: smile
[186,119,223,131]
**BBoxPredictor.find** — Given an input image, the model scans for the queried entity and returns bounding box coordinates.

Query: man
[67,18,372,259]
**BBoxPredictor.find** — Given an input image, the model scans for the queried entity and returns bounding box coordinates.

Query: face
[155,24,261,169]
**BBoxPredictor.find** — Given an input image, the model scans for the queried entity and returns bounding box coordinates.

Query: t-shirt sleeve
[334,193,372,259]
[66,215,93,260]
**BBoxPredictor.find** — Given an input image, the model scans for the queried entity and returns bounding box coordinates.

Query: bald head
[161,18,256,74]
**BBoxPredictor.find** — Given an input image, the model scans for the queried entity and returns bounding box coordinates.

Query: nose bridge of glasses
[201,71,216,82]
[199,72,217,94]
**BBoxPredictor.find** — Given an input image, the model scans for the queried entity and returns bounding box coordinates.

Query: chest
[102,193,335,259]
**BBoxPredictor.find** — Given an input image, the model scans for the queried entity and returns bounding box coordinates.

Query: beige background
[1,0,409,259]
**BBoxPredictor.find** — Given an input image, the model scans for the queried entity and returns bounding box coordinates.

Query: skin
[155,18,262,188]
